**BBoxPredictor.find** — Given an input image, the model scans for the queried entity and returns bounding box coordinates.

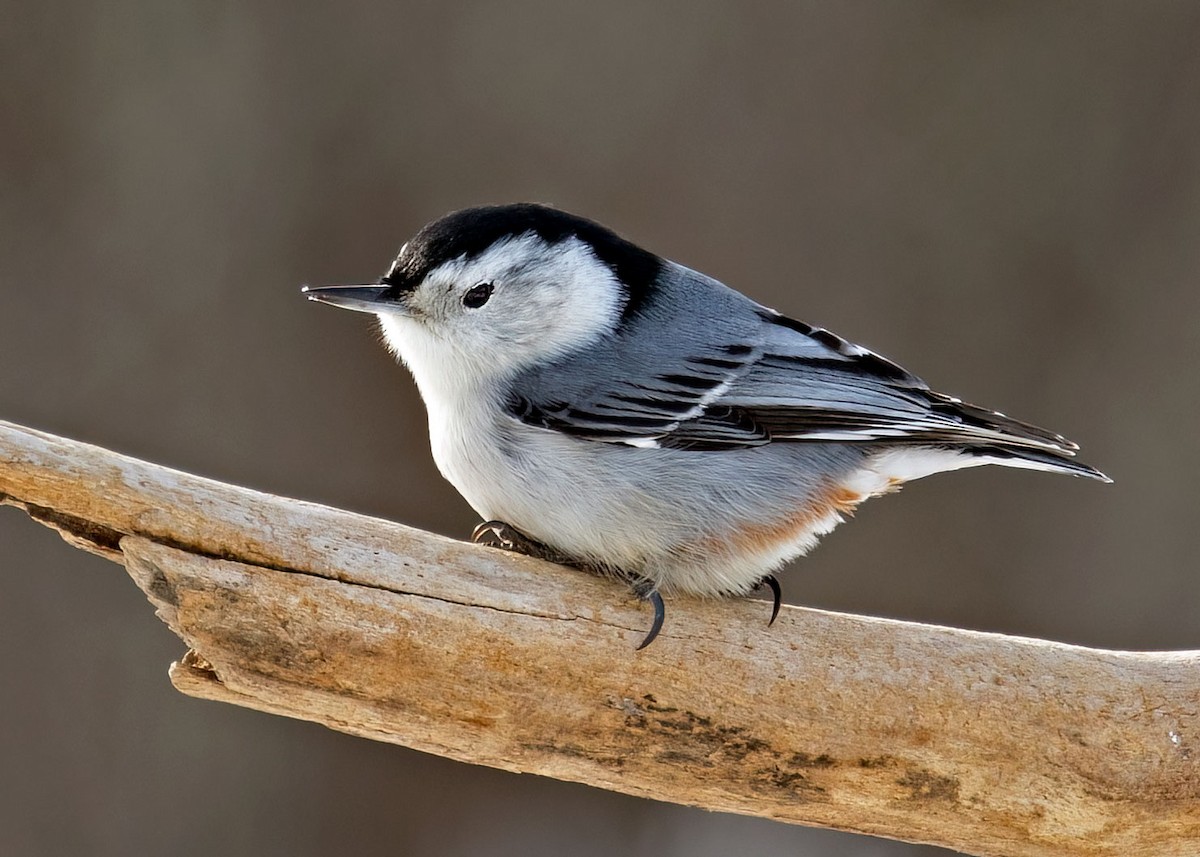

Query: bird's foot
[631,578,666,651]
[756,575,782,626]
[470,520,577,566]
[472,521,666,649]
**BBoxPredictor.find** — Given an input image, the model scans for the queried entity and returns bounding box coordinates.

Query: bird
[303,203,1108,649]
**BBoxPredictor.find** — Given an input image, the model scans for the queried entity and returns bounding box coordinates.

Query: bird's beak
[301,284,398,314]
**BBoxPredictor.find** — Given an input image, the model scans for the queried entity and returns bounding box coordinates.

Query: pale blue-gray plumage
[303,203,1107,647]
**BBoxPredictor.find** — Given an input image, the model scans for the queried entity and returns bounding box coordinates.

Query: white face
[376,233,624,393]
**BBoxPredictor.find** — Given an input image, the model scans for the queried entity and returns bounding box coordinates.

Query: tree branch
[1,418,1197,856]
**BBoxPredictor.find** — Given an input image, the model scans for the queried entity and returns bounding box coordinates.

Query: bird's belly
[433,414,685,563]
[430,406,870,596]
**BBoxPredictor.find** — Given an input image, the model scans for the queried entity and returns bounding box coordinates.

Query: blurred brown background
[3,3,1199,855]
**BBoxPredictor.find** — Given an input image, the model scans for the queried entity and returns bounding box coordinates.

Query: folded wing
[504,266,1105,479]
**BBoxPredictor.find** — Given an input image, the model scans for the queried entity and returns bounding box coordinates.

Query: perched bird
[303,203,1107,648]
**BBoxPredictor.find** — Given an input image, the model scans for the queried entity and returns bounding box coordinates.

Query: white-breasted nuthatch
[303,204,1108,648]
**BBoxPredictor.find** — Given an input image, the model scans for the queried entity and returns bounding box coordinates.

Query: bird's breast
[422,389,531,517]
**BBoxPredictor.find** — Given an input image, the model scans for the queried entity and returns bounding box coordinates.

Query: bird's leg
[470,520,577,566]
[630,577,666,650]
[756,575,783,626]
[473,520,665,649]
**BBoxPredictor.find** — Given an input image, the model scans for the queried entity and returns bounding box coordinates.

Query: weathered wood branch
[1,418,1197,856]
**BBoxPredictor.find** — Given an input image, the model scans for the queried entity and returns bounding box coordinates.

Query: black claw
[636,589,666,650]
[476,526,666,647]
[759,575,782,626]
[471,520,504,544]
[470,520,574,565]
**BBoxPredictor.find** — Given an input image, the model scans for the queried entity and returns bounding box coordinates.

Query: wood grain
[2,418,1197,856]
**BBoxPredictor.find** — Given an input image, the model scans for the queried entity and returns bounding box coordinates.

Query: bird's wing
[704,309,1085,455]
[504,266,1090,466]
[504,264,770,446]
[505,317,767,448]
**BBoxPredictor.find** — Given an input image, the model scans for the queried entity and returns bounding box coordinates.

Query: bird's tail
[958,443,1110,481]
[905,391,1110,482]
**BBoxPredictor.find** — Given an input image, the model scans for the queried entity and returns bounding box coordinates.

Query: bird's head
[303,204,662,388]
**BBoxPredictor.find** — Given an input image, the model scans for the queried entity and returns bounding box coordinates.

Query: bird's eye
[462,282,494,309]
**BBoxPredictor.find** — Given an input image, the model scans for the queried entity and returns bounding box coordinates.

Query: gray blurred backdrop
[3,3,1199,856]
